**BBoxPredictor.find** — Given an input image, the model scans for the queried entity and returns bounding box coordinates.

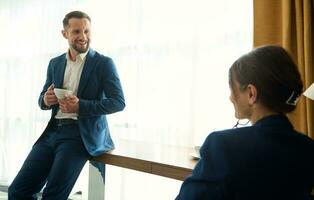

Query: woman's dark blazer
[176,115,314,200]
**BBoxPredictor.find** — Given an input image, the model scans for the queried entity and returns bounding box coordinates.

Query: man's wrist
[42,98,50,109]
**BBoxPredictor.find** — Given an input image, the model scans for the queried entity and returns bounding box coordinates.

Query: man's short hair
[63,11,91,28]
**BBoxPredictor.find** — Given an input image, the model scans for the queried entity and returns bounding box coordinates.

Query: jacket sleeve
[38,60,54,110]
[176,132,229,200]
[78,58,125,117]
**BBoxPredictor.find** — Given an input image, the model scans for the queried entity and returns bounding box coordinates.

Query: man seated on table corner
[176,45,314,200]
[8,10,125,200]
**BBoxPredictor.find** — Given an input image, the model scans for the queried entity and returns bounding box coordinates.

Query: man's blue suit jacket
[37,48,125,158]
[177,115,314,200]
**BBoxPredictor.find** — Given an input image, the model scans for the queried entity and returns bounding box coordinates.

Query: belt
[55,119,78,126]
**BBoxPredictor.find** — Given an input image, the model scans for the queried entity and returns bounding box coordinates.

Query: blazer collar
[54,54,67,89]
[254,114,293,129]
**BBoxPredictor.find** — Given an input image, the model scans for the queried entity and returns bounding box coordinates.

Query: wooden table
[88,139,198,199]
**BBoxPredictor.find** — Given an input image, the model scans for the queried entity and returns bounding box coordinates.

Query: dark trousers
[8,122,90,200]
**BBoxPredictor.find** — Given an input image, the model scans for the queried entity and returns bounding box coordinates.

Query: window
[86,0,253,146]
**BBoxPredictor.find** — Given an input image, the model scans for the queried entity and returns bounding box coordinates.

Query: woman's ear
[247,84,258,106]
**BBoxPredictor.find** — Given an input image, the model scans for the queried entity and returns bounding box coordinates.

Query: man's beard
[71,40,89,54]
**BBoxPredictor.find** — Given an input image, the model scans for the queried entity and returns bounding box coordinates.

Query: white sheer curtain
[85,0,253,146]
[0,0,85,186]
[0,0,252,199]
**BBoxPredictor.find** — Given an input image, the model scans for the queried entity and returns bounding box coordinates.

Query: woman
[176,45,314,200]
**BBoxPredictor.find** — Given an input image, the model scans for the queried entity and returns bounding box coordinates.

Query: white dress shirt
[55,50,88,120]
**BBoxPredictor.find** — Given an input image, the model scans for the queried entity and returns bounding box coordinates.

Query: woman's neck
[250,104,279,125]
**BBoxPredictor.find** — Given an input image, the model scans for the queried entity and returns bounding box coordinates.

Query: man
[8,11,125,200]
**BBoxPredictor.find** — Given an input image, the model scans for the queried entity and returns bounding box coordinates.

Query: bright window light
[0,0,252,199]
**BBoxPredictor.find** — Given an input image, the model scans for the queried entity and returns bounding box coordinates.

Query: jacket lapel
[77,49,97,97]
[54,54,67,89]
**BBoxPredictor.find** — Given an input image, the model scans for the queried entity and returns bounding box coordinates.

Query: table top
[94,139,198,180]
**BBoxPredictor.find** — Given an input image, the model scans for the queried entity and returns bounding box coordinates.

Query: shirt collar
[66,49,89,62]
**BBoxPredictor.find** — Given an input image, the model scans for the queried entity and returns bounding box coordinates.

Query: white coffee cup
[53,88,73,100]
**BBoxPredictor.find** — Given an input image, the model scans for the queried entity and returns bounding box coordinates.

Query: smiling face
[62,17,91,58]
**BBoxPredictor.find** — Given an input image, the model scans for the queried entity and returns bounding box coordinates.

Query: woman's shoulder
[208,126,254,138]
[201,126,262,151]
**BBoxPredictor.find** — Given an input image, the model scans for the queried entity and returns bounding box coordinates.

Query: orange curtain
[254,0,314,139]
